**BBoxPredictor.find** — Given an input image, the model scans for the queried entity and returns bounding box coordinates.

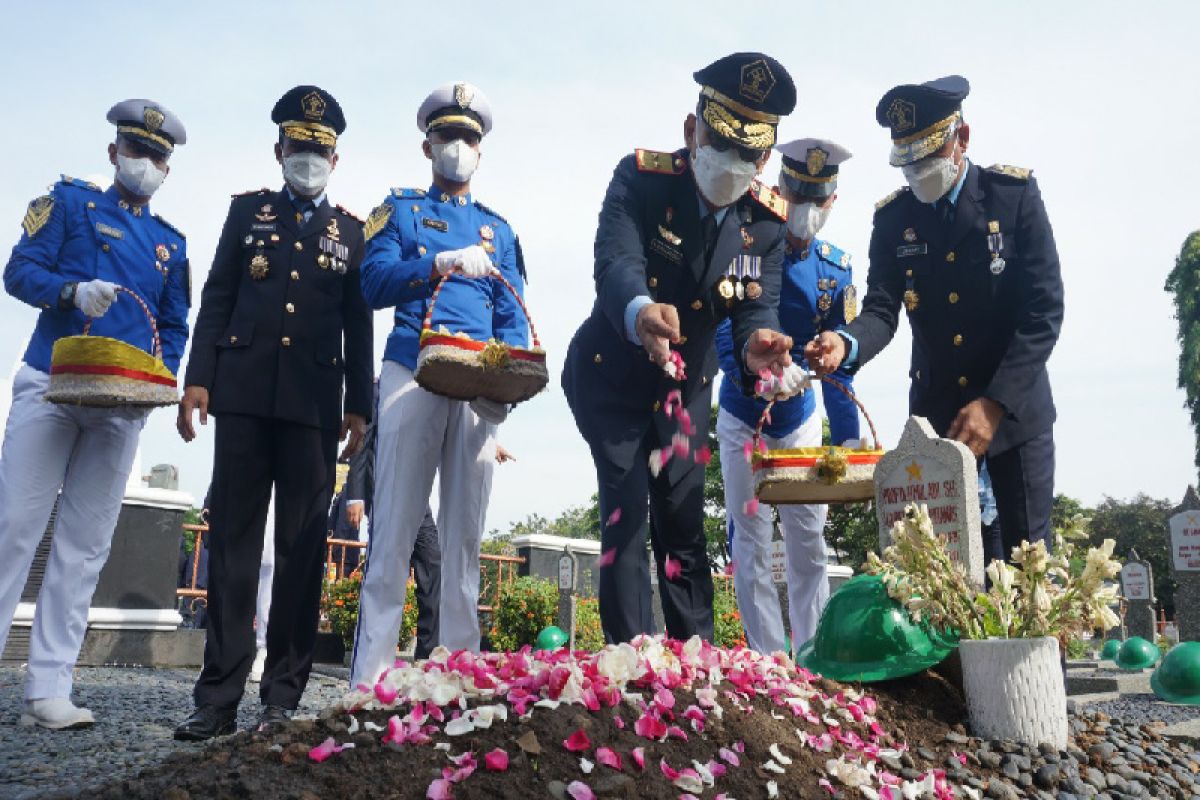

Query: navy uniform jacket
[358,185,528,369]
[5,177,190,374]
[563,148,786,457]
[716,239,859,443]
[185,188,373,431]
[843,164,1063,454]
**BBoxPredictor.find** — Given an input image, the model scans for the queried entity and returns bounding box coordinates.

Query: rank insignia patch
[22,196,54,237]
[364,203,394,242]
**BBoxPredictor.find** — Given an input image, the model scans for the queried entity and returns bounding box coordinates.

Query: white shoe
[20,698,95,730]
[249,647,267,682]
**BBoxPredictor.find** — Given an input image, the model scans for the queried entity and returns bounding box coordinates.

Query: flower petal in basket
[45,335,178,408]
[753,446,884,504]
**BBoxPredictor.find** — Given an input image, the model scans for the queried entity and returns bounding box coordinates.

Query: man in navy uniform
[807,76,1064,556]
[175,85,373,739]
[0,99,190,729]
[350,81,526,688]
[562,53,803,644]
[716,137,860,656]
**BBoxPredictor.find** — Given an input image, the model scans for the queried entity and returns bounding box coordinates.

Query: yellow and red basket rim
[50,335,176,387]
[419,329,546,363]
[753,446,885,472]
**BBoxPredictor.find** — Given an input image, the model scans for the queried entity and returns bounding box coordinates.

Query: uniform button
[290,270,300,280]
[648,277,658,288]
[946,251,956,263]
[653,400,661,412]
[958,376,968,387]
[294,242,303,251]
[256,240,264,247]
[281,337,292,347]
[86,201,95,209]
[411,204,420,212]
[691,300,703,310]
[229,335,238,344]
[905,269,913,277]
[286,303,295,313]
[457,197,466,206]
[331,357,338,365]
[702,376,709,385]
[953,334,964,346]
[101,243,110,252]
[418,246,427,256]
[948,292,959,304]
[593,353,602,364]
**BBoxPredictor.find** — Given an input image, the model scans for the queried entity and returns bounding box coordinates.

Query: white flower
[595,643,641,684]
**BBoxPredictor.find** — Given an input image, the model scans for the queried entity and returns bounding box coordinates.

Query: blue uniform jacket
[359,185,528,370]
[5,177,190,374]
[717,239,859,443]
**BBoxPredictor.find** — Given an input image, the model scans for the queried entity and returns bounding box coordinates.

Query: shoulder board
[986,163,1032,181]
[875,186,909,211]
[363,203,394,242]
[57,175,102,192]
[231,187,271,198]
[391,187,427,199]
[634,149,687,175]
[472,200,509,226]
[153,213,185,239]
[815,241,851,270]
[335,204,362,223]
[747,180,787,221]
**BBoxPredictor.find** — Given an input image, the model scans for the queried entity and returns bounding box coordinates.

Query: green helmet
[796,574,957,683]
[1113,636,1160,671]
[1099,639,1122,661]
[1150,642,1200,705]
[535,626,568,651]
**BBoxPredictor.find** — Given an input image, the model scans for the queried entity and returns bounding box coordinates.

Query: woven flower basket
[752,376,884,504]
[414,270,548,405]
[44,286,178,408]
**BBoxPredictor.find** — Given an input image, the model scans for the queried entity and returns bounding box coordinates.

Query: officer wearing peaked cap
[562,53,801,644]
[806,75,1064,560]
[349,81,527,685]
[176,85,372,740]
[716,136,860,657]
[0,99,190,731]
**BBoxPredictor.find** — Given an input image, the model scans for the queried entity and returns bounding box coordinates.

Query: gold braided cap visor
[281,120,337,147]
[700,97,776,150]
[116,125,174,153]
[888,111,961,167]
[426,114,484,135]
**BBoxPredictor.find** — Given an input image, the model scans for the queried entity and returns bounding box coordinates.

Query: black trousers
[411,507,442,659]
[984,429,1055,561]
[194,414,337,711]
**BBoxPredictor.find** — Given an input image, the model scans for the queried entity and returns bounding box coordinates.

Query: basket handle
[80,285,163,360]
[753,374,880,451]
[421,268,541,349]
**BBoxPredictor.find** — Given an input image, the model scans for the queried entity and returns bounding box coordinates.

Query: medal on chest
[987,220,1006,275]
[318,218,350,274]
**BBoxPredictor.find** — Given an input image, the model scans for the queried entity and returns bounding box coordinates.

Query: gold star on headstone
[905,461,923,481]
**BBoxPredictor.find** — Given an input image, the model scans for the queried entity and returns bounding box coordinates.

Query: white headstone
[874,416,984,587]
[1119,562,1151,601]
[558,552,575,590]
[769,539,786,584]
[1169,509,1200,572]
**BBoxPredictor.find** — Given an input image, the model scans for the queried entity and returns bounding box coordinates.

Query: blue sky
[1,1,1198,530]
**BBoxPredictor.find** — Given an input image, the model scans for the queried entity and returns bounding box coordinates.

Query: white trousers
[717,408,828,657]
[255,499,275,652]
[350,361,494,687]
[0,365,146,700]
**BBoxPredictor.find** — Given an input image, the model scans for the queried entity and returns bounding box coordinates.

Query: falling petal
[606,508,622,527]
[597,548,617,568]
[744,498,760,516]
[742,440,754,463]
[694,446,712,465]
[664,555,682,582]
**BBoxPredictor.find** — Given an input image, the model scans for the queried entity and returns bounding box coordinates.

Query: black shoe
[256,704,292,733]
[174,705,236,741]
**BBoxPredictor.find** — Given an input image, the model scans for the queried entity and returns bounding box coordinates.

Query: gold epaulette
[363,202,394,242]
[986,164,1032,180]
[635,149,686,175]
[748,180,787,220]
[875,186,909,211]
[232,187,271,198]
[336,203,362,223]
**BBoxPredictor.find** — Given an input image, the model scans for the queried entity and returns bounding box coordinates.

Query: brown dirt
[57,670,989,800]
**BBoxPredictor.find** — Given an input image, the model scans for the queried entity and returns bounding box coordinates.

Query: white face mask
[901,155,960,204]
[787,201,831,240]
[282,152,333,195]
[691,144,758,208]
[115,155,166,198]
[431,140,480,182]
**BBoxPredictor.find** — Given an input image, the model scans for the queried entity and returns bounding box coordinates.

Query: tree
[1051,494,1089,534]
[825,501,879,570]
[702,404,729,568]
[1165,230,1200,479]
[1086,494,1177,617]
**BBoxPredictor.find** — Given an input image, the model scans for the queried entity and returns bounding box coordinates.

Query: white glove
[470,398,509,425]
[75,279,118,318]
[433,245,493,279]
[755,363,811,401]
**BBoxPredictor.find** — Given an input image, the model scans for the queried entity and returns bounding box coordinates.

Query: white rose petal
[768,744,792,766]
[444,716,475,736]
[580,757,594,774]
[762,760,786,774]
[346,716,360,735]
[674,774,704,794]
[364,721,385,732]
[767,780,779,798]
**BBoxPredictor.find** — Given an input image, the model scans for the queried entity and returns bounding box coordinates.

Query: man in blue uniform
[562,53,802,644]
[350,82,527,688]
[808,76,1064,556]
[716,137,860,656]
[175,85,373,739]
[0,99,190,729]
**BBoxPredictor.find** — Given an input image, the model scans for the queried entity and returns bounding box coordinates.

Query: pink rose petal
[743,498,760,516]
[566,781,596,800]
[742,440,754,463]
[308,737,338,763]
[631,746,646,770]
[694,446,712,465]
[660,757,681,780]
[374,682,399,705]
[484,748,509,772]
[664,555,682,582]
[596,746,622,770]
[427,778,454,800]
[563,728,591,753]
[606,508,622,527]
[597,548,617,568]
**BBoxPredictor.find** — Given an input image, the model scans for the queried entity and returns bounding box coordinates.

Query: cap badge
[903,227,918,243]
[806,147,828,177]
[886,99,916,134]
[738,58,775,103]
[454,83,474,109]
[302,91,326,121]
[143,106,165,133]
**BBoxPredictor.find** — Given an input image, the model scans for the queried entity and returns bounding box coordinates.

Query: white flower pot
[959,636,1067,749]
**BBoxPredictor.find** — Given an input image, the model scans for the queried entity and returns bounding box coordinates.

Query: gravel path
[1082,694,1200,728]
[0,666,348,800]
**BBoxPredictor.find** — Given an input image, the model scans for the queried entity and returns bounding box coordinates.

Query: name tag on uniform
[422,218,449,232]
[650,237,682,264]
[96,222,124,239]
[250,222,277,232]
[896,243,927,258]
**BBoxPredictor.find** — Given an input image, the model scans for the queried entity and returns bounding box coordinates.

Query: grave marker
[1169,486,1200,642]
[1120,549,1156,641]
